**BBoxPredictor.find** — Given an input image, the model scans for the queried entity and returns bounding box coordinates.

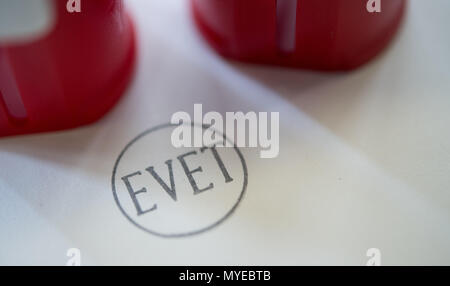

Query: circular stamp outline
[111,122,248,238]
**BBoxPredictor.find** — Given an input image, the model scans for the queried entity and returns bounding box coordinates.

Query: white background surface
[0,0,449,265]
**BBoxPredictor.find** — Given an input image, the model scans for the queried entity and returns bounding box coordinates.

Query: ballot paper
[1,0,450,265]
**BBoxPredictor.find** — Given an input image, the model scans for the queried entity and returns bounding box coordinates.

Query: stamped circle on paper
[111,123,248,238]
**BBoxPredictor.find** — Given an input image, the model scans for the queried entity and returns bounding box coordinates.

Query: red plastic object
[0,0,136,138]
[192,0,406,70]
